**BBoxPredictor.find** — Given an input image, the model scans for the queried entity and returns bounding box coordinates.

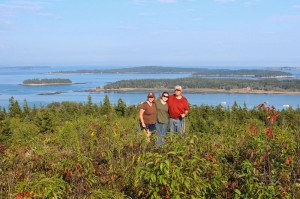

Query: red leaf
[23,192,30,197]
[16,193,22,199]
[285,156,292,165]
[266,128,273,137]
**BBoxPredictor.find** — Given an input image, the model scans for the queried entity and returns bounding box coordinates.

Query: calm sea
[0,66,299,110]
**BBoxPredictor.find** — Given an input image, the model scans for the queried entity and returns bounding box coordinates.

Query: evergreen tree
[0,107,7,121]
[115,98,127,116]
[23,99,31,117]
[36,109,55,134]
[8,97,22,118]
[85,95,93,115]
[100,95,113,115]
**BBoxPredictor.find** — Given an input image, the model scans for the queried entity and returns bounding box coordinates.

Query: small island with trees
[22,78,72,86]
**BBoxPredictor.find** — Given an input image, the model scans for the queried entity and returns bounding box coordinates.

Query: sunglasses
[163,95,169,98]
[175,89,181,91]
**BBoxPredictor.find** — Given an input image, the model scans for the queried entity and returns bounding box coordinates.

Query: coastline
[82,87,300,95]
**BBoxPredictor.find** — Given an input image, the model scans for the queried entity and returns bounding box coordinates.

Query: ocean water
[0,66,299,110]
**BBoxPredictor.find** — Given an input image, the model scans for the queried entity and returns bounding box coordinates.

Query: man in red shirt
[168,85,189,133]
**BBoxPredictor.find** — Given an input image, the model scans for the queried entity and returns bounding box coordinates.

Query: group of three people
[139,85,189,143]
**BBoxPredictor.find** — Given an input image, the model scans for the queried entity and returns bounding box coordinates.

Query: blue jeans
[156,123,168,145]
[169,118,184,133]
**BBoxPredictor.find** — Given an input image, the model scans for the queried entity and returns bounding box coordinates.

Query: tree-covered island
[22,78,72,86]
[50,66,295,78]
[94,78,300,94]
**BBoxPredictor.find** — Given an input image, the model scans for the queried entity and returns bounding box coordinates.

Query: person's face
[174,89,182,96]
[162,94,169,101]
[148,96,155,102]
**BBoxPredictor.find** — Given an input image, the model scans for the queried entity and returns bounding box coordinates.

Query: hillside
[1,97,299,198]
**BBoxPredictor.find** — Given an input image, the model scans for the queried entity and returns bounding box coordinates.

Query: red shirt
[168,95,189,119]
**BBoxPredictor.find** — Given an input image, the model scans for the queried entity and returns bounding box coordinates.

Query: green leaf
[234,189,241,195]
[150,174,156,182]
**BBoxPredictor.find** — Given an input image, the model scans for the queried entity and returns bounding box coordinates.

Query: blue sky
[0,0,300,67]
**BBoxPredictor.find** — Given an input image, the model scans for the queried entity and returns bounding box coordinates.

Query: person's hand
[142,123,146,128]
[180,113,186,118]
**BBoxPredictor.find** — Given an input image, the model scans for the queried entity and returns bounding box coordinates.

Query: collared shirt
[168,94,189,119]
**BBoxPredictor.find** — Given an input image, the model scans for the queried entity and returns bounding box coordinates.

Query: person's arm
[181,110,188,118]
[180,98,189,118]
[139,109,146,128]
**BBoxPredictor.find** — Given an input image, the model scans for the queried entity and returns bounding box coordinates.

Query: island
[79,77,300,94]
[37,91,64,95]
[49,66,295,78]
[21,78,72,86]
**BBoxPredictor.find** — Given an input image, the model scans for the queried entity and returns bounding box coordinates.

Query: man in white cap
[168,85,189,133]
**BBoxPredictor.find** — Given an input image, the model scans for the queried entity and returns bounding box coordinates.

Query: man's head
[174,85,182,96]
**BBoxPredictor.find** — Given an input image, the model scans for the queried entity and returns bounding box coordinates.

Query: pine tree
[36,109,55,134]
[85,95,93,115]
[8,97,22,118]
[115,98,127,116]
[23,99,31,116]
[101,95,113,115]
[0,107,7,121]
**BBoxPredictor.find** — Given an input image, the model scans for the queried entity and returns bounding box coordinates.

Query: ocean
[0,66,299,110]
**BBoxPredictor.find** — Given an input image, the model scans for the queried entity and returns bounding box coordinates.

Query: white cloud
[292,5,300,10]
[157,0,176,3]
[271,15,300,22]
[134,0,147,5]
[214,0,236,3]
[138,12,157,16]
[0,1,58,31]
[192,17,202,21]
[0,1,47,12]
[117,25,138,30]
[0,1,53,17]
[134,0,177,4]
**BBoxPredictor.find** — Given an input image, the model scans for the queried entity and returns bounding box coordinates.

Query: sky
[0,0,300,68]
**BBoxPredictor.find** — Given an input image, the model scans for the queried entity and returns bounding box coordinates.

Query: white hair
[174,85,182,90]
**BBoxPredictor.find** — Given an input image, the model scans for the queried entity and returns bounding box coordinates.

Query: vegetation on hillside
[103,77,300,92]
[22,78,72,85]
[0,96,299,198]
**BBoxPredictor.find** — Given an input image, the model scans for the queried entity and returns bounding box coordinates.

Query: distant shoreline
[81,87,300,95]
[48,66,295,79]
[50,72,296,79]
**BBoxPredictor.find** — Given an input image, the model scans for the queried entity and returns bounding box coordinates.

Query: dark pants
[140,123,156,132]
